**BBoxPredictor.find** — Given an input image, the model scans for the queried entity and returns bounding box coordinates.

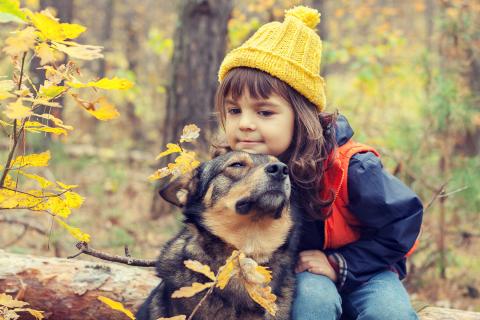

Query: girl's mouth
[238,141,263,145]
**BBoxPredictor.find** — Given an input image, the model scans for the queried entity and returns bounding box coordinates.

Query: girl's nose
[238,113,256,131]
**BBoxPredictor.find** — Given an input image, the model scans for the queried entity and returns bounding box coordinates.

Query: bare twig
[424,181,449,213]
[0,216,48,235]
[68,242,156,267]
[0,52,28,188]
[439,185,468,198]
[187,282,216,320]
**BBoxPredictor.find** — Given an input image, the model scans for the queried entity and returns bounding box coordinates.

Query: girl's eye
[227,107,241,115]
[258,110,274,117]
[229,162,245,168]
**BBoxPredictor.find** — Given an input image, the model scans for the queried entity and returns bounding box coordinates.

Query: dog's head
[160,151,293,260]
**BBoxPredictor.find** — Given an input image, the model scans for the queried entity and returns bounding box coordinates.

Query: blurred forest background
[1,0,479,312]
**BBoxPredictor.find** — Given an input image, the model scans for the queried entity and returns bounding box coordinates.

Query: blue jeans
[292,270,418,320]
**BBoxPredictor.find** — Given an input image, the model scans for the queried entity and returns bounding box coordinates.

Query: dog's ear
[209,144,232,159]
[159,170,197,207]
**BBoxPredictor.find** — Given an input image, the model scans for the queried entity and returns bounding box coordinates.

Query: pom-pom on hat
[218,6,326,111]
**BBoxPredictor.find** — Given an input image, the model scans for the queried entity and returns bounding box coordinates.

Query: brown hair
[214,67,338,220]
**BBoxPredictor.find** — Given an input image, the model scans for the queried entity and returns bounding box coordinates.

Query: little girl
[214,6,422,320]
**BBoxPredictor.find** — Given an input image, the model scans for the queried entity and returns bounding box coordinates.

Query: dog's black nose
[265,162,288,180]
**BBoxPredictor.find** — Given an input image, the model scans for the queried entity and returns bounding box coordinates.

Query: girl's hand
[295,250,338,283]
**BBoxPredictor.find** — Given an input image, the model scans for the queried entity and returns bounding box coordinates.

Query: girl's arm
[327,151,423,293]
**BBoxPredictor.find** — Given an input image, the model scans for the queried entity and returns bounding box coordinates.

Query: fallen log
[0,250,479,319]
[0,250,158,319]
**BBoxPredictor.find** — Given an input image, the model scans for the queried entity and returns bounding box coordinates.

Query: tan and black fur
[136,151,299,320]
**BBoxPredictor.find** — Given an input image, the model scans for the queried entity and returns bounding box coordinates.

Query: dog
[136,151,299,320]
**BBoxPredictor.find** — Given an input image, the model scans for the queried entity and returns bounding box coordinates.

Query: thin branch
[0,186,69,198]
[0,216,48,236]
[1,225,28,248]
[188,282,216,320]
[68,242,156,267]
[0,52,28,188]
[424,181,449,212]
[439,185,468,198]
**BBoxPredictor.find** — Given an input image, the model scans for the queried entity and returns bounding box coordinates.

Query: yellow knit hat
[218,6,326,111]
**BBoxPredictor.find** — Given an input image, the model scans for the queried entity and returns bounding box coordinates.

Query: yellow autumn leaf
[64,191,84,208]
[155,143,182,160]
[216,250,240,289]
[41,65,69,85]
[0,80,15,100]
[23,97,61,108]
[97,296,134,320]
[24,121,68,135]
[39,85,67,98]
[35,42,64,65]
[4,174,17,189]
[34,114,74,130]
[180,124,201,143]
[9,189,44,209]
[0,0,28,23]
[0,191,19,209]
[12,151,50,168]
[56,180,78,190]
[168,151,200,176]
[18,170,53,188]
[0,293,28,308]
[66,77,134,90]
[158,316,187,320]
[51,41,103,60]
[85,97,120,121]
[27,10,86,41]
[238,254,272,284]
[0,91,15,100]
[3,26,37,56]
[184,260,216,281]
[33,196,70,217]
[171,282,214,298]
[148,167,171,181]
[3,99,33,120]
[244,282,278,316]
[55,217,90,242]
[14,308,45,319]
[0,80,15,91]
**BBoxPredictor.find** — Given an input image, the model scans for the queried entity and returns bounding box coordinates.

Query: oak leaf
[3,26,36,56]
[3,98,32,120]
[97,296,134,320]
[180,124,201,143]
[12,151,50,168]
[54,217,90,242]
[184,260,216,281]
[67,77,134,90]
[171,282,214,298]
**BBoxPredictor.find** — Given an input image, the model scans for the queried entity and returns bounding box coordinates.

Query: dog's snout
[265,162,288,180]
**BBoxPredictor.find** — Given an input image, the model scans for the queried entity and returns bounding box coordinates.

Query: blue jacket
[294,114,423,293]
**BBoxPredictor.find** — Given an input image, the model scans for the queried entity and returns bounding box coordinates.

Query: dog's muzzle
[235,162,290,219]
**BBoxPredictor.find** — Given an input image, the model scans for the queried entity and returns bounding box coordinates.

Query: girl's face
[224,89,295,157]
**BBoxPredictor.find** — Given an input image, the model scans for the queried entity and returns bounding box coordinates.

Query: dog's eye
[229,162,245,168]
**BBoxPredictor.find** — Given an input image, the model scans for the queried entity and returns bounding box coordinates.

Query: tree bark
[0,250,158,320]
[311,0,329,77]
[150,0,232,219]
[1,251,480,319]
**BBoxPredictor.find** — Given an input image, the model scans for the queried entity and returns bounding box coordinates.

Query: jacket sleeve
[327,151,423,293]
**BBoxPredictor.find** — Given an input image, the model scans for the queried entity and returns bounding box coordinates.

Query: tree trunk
[311,0,329,77]
[97,0,115,79]
[1,251,479,319]
[0,250,158,320]
[124,0,145,143]
[150,0,232,219]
